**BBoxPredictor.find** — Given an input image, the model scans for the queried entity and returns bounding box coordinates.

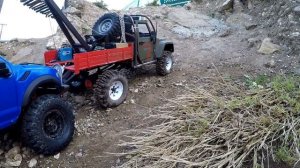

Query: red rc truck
[22,0,174,108]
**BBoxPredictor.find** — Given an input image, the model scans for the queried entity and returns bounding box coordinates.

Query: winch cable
[48,17,57,49]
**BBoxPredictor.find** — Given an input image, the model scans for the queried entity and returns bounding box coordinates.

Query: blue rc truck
[0,56,74,155]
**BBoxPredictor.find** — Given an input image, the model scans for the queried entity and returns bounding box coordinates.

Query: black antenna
[0,0,4,14]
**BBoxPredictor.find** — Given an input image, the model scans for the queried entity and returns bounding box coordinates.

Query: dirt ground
[0,5,290,168]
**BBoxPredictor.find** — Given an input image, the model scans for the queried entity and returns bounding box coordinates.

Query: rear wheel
[94,70,129,108]
[156,51,174,76]
[21,95,74,155]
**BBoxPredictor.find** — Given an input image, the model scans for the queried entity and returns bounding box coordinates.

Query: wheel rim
[99,19,113,33]
[43,110,64,139]
[166,56,173,71]
[109,81,124,101]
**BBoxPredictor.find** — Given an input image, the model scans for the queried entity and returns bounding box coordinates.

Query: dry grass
[119,76,300,168]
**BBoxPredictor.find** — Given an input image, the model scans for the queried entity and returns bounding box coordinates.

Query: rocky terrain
[0,0,300,167]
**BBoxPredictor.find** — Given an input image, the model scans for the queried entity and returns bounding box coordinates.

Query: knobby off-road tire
[120,68,136,80]
[92,13,121,40]
[156,51,174,76]
[21,95,75,155]
[94,70,129,108]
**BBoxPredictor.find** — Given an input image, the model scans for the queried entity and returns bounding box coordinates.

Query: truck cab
[0,56,74,155]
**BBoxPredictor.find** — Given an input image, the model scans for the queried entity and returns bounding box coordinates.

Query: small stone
[184,2,192,10]
[28,158,38,168]
[220,0,233,11]
[245,22,257,30]
[258,38,281,55]
[130,99,135,104]
[5,146,21,158]
[54,153,60,160]
[293,6,300,15]
[153,14,161,19]
[116,158,121,164]
[6,154,22,167]
[247,37,261,48]
[134,89,139,93]
[294,68,300,75]
[219,29,231,37]
[75,152,83,158]
[74,96,85,104]
[264,59,276,68]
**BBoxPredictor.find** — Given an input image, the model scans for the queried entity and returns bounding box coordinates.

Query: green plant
[119,75,300,168]
[275,147,297,165]
[146,0,159,6]
[93,0,107,10]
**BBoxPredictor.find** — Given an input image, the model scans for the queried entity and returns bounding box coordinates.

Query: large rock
[220,0,233,11]
[5,146,22,167]
[28,158,38,168]
[11,47,33,62]
[226,13,257,30]
[233,0,244,12]
[168,8,229,39]
[258,38,281,55]
[46,36,68,50]
[293,6,300,15]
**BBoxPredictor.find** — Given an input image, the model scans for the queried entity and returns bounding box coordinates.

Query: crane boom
[20,0,91,52]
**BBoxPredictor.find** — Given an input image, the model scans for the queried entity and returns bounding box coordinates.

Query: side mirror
[0,62,10,77]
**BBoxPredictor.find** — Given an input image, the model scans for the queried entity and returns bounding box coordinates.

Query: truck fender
[22,76,61,107]
[155,40,174,59]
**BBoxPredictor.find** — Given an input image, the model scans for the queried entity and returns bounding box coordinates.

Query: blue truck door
[0,61,18,129]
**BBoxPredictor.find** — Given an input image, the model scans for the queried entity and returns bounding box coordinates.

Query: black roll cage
[20,0,157,54]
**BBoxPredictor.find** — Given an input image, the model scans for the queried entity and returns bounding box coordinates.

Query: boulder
[6,154,22,167]
[226,13,257,30]
[293,6,300,15]
[28,158,38,168]
[258,38,281,55]
[220,0,233,11]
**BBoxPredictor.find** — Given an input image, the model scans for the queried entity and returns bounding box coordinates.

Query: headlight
[52,64,64,79]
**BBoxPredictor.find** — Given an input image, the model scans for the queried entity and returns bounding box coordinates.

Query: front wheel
[156,51,174,76]
[94,70,129,108]
[21,95,75,155]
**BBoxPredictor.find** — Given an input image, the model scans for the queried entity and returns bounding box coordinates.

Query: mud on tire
[156,51,174,76]
[94,70,129,108]
[21,95,75,155]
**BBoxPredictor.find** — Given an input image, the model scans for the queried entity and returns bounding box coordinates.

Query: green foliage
[146,0,159,6]
[244,74,269,89]
[241,75,300,117]
[93,0,107,9]
[275,147,297,165]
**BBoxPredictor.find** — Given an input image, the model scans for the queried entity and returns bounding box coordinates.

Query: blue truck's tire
[21,95,74,155]
[94,70,128,108]
[156,51,174,76]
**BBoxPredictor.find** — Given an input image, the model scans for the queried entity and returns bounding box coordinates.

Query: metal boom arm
[20,0,91,52]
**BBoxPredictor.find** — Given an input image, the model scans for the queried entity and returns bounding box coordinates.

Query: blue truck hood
[11,63,60,82]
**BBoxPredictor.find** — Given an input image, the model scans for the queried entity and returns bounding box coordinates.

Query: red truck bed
[45,44,134,74]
